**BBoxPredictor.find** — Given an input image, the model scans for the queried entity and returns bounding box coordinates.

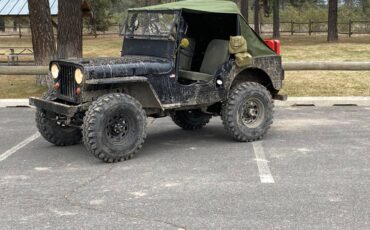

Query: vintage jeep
[30,0,285,163]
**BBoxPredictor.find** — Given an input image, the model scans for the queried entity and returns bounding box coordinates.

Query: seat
[179,39,229,82]
[179,38,196,71]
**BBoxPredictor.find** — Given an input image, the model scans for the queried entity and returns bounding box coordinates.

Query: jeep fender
[85,77,163,109]
[230,67,275,93]
[228,56,284,93]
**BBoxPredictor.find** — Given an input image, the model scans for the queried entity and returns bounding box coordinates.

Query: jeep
[30,0,285,163]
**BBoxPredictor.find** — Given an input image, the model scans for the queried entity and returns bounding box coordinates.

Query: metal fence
[259,20,370,37]
[0,24,123,38]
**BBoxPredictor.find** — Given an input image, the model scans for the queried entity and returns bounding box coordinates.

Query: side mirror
[180,38,190,48]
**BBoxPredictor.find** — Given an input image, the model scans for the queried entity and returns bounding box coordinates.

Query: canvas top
[129,0,276,57]
[129,0,242,16]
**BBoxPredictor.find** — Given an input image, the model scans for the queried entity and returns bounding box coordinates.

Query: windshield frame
[123,10,181,40]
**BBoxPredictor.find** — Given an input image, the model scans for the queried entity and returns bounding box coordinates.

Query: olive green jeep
[30,0,285,163]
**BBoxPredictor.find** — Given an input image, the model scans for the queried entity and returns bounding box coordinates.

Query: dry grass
[280,35,370,61]
[281,71,370,96]
[278,35,370,96]
[0,36,123,62]
[1,35,370,98]
[0,75,47,98]
[83,36,123,58]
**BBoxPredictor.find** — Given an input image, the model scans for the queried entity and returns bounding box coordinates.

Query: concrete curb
[0,99,30,108]
[1,97,370,108]
[275,97,370,107]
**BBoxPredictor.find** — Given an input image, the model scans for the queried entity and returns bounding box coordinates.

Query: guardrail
[0,62,370,75]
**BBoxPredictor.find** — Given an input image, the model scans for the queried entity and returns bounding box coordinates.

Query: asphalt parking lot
[0,106,369,229]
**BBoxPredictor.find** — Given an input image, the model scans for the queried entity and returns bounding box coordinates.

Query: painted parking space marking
[252,141,275,184]
[0,132,40,162]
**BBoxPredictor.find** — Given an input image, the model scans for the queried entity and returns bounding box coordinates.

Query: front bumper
[29,97,91,117]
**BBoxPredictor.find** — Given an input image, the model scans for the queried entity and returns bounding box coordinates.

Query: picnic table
[0,47,34,66]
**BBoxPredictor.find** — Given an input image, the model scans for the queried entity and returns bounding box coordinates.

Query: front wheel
[83,93,147,163]
[221,82,274,142]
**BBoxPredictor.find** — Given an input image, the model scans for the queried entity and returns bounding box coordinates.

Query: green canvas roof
[129,0,276,57]
[129,0,242,15]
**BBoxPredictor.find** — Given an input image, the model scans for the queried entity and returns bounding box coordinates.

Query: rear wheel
[170,109,212,130]
[221,82,274,142]
[35,90,82,146]
[83,93,147,163]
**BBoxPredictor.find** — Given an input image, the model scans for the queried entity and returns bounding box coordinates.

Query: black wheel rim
[105,113,130,143]
[240,97,265,128]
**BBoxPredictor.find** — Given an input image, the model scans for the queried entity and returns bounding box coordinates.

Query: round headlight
[51,64,59,79]
[74,69,84,84]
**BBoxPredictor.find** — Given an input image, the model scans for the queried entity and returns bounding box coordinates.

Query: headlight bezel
[74,68,84,84]
[50,64,60,79]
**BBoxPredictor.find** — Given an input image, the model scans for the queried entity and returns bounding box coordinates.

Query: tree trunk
[273,0,280,39]
[28,0,56,86]
[57,0,83,59]
[327,0,338,42]
[0,17,5,32]
[254,0,260,34]
[13,20,17,32]
[238,0,249,23]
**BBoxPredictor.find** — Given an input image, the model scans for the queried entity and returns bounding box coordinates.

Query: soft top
[129,0,241,15]
[129,0,276,57]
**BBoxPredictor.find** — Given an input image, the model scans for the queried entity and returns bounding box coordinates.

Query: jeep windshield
[123,11,179,39]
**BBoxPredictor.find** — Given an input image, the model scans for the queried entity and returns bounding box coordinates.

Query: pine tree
[254,0,260,34]
[57,0,83,59]
[28,0,56,85]
[327,0,338,42]
[273,0,280,38]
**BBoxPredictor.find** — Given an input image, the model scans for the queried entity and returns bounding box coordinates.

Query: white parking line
[252,141,275,184]
[0,132,40,162]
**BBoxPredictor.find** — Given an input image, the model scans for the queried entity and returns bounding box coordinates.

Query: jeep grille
[59,64,77,101]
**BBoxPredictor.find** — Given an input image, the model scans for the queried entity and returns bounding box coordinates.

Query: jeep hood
[57,56,174,80]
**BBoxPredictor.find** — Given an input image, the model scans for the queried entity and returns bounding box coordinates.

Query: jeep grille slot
[59,64,77,99]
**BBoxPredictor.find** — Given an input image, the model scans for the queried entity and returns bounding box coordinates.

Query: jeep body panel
[236,56,284,90]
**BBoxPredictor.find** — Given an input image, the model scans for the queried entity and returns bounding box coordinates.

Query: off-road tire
[35,90,82,146]
[170,110,212,130]
[221,82,274,142]
[83,93,147,163]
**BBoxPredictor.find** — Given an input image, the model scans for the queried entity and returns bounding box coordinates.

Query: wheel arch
[84,78,163,110]
[230,68,277,95]
[117,82,163,110]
